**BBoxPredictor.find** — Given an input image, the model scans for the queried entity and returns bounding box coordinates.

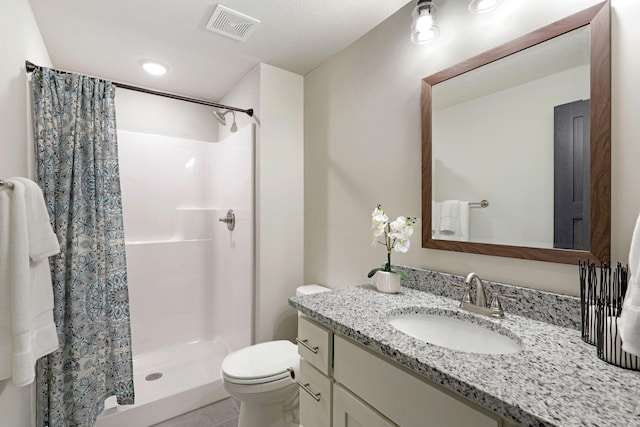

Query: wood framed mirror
[421,1,610,264]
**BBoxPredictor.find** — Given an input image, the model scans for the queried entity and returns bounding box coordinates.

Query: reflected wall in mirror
[421,1,610,264]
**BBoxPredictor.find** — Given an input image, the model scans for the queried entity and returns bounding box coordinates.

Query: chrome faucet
[451,272,516,318]
[465,272,487,308]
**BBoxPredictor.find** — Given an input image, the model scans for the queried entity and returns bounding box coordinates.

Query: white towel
[440,200,460,233]
[0,185,15,380]
[432,201,441,238]
[16,178,60,263]
[0,177,60,386]
[619,210,640,356]
[459,201,470,241]
[435,200,470,242]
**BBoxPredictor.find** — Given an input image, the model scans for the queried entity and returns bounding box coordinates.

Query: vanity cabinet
[297,316,334,426]
[297,316,508,427]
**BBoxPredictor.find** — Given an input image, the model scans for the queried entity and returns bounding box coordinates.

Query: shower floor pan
[95,339,230,427]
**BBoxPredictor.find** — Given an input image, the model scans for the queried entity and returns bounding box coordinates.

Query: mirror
[421,1,610,264]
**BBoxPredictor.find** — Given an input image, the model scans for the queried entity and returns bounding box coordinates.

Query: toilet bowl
[221,285,331,427]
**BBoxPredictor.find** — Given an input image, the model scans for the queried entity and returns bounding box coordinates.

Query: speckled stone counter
[289,283,640,427]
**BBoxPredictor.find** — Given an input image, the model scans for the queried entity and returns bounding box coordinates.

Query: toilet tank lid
[296,284,331,296]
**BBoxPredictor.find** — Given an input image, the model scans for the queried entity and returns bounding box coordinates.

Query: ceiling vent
[206,4,260,42]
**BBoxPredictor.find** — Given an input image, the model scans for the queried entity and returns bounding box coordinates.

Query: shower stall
[96,125,254,426]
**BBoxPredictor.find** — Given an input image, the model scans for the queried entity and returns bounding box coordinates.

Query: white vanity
[297,315,519,426]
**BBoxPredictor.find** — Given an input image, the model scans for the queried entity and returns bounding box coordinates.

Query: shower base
[95,339,230,427]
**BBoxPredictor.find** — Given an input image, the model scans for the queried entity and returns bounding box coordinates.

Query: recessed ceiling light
[140,60,168,76]
[468,0,502,14]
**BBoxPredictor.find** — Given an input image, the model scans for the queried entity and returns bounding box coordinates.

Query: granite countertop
[289,285,640,427]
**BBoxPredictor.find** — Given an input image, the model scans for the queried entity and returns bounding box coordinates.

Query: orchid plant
[368,204,416,281]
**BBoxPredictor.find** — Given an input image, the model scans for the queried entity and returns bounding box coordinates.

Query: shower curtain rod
[25,60,254,117]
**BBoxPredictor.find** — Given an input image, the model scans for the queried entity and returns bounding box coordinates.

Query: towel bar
[469,200,489,208]
[0,179,14,189]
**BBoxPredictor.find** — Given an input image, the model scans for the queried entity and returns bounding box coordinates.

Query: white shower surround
[96,127,254,426]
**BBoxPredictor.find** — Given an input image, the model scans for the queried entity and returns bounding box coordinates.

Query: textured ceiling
[28,0,412,101]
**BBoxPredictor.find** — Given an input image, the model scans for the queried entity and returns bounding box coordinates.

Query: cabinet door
[297,315,333,375]
[333,384,396,427]
[298,360,332,427]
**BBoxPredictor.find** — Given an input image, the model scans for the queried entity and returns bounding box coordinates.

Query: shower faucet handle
[218,209,235,231]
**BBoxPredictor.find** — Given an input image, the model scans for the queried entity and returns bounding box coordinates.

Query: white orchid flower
[371,205,389,240]
[371,206,388,226]
[368,205,415,280]
[389,227,412,253]
[372,222,387,237]
[393,238,411,253]
[390,216,407,232]
[390,216,415,241]
[403,218,415,237]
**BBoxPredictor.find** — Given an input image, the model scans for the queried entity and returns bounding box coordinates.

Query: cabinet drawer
[297,316,333,375]
[334,336,500,427]
[333,383,396,427]
[298,360,332,427]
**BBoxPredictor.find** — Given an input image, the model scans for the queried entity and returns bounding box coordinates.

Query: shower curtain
[30,67,134,426]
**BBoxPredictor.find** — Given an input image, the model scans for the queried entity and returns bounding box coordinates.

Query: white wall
[611,0,640,286]
[305,0,640,296]
[257,64,305,343]
[0,0,51,424]
[115,88,219,142]
[220,64,305,343]
[0,0,51,178]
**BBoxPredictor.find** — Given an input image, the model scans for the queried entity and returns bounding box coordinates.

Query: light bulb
[416,14,434,32]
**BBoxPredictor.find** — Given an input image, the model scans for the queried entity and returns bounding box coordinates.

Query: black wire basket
[579,261,639,370]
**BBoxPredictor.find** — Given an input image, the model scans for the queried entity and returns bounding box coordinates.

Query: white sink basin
[389,312,522,355]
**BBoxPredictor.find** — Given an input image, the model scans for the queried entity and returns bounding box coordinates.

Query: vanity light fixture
[468,0,502,14]
[140,60,168,76]
[411,0,440,44]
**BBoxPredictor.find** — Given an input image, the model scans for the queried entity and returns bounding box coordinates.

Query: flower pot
[374,271,401,294]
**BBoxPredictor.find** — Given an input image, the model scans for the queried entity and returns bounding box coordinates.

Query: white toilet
[221,285,331,427]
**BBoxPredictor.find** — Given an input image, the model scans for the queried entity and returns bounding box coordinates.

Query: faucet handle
[451,283,471,304]
[489,293,517,317]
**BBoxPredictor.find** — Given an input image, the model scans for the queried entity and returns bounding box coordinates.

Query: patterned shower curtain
[30,67,134,427]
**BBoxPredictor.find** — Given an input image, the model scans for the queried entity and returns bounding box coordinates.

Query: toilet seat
[222,340,299,385]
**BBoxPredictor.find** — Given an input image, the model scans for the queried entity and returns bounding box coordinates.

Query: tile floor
[151,397,239,427]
